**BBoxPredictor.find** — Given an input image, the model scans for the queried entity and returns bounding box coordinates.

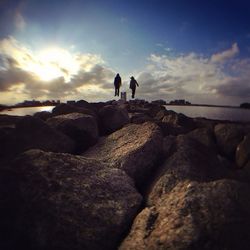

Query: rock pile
[1,99,250,250]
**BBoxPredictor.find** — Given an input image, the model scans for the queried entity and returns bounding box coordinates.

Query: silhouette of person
[114,73,122,97]
[129,76,139,98]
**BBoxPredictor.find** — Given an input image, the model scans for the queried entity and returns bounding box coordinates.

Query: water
[1,105,250,122]
[0,106,55,116]
[165,105,250,122]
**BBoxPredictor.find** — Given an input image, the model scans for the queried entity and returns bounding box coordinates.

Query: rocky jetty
[1,99,250,250]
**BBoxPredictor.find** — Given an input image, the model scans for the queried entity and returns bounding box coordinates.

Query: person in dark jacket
[129,76,139,98]
[114,73,122,96]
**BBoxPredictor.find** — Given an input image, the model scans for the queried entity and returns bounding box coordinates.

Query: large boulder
[162,110,196,129]
[52,103,96,117]
[186,127,216,150]
[83,122,163,190]
[147,135,228,205]
[33,111,53,121]
[47,113,98,153]
[214,123,245,158]
[156,110,196,136]
[3,116,75,157]
[236,134,250,168]
[11,149,142,250]
[0,114,21,128]
[120,179,250,250]
[98,105,129,134]
[130,113,153,124]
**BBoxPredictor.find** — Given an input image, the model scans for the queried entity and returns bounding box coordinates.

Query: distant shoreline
[165,104,241,109]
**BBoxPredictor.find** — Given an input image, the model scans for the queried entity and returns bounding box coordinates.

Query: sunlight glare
[28,47,79,82]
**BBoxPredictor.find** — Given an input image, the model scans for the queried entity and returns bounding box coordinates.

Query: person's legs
[117,88,120,97]
[132,88,135,98]
[115,87,118,96]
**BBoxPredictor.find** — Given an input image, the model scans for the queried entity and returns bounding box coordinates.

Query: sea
[0,105,250,122]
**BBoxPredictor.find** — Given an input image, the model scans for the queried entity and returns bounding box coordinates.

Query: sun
[27,47,79,82]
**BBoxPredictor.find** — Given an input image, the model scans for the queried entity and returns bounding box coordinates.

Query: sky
[0,0,250,105]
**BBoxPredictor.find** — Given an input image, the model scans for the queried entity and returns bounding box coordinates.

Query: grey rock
[12,149,142,250]
[186,127,216,150]
[83,122,163,189]
[236,134,250,168]
[33,111,53,121]
[47,112,98,153]
[148,135,228,205]
[52,103,96,117]
[120,179,250,250]
[214,123,245,158]
[4,116,75,157]
[98,105,129,135]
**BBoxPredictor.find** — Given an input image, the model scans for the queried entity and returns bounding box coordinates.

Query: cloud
[0,37,115,104]
[14,11,26,31]
[211,43,239,63]
[134,43,250,105]
[0,37,250,106]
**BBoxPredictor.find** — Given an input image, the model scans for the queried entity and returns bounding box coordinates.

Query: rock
[0,114,21,128]
[156,110,196,136]
[162,110,196,130]
[12,149,142,250]
[52,103,96,117]
[98,105,129,135]
[0,165,21,250]
[130,113,153,124]
[186,127,216,150]
[193,117,217,130]
[145,104,165,118]
[4,116,75,157]
[83,122,163,190]
[47,113,98,153]
[236,134,250,168]
[0,127,15,158]
[214,123,245,158]
[120,179,250,250]
[162,135,176,158]
[33,111,53,121]
[147,135,228,205]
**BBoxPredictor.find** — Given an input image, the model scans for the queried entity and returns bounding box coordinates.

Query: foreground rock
[12,149,142,250]
[52,103,96,117]
[214,124,245,158]
[33,111,53,121]
[1,116,75,158]
[236,134,250,168]
[98,105,130,135]
[148,135,228,205]
[83,122,163,189]
[47,112,98,153]
[120,179,250,250]
[156,110,196,136]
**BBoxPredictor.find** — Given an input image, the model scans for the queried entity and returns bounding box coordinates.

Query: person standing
[129,76,139,98]
[114,73,122,97]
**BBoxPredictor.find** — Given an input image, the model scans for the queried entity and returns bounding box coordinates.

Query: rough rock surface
[98,105,130,134]
[33,111,53,121]
[120,179,250,250]
[52,103,96,117]
[130,113,153,124]
[3,116,75,157]
[214,123,245,158]
[0,114,21,128]
[47,112,98,153]
[162,110,196,129]
[236,134,250,168]
[12,149,142,250]
[148,135,228,205]
[83,122,163,189]
[186,127,216,150]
